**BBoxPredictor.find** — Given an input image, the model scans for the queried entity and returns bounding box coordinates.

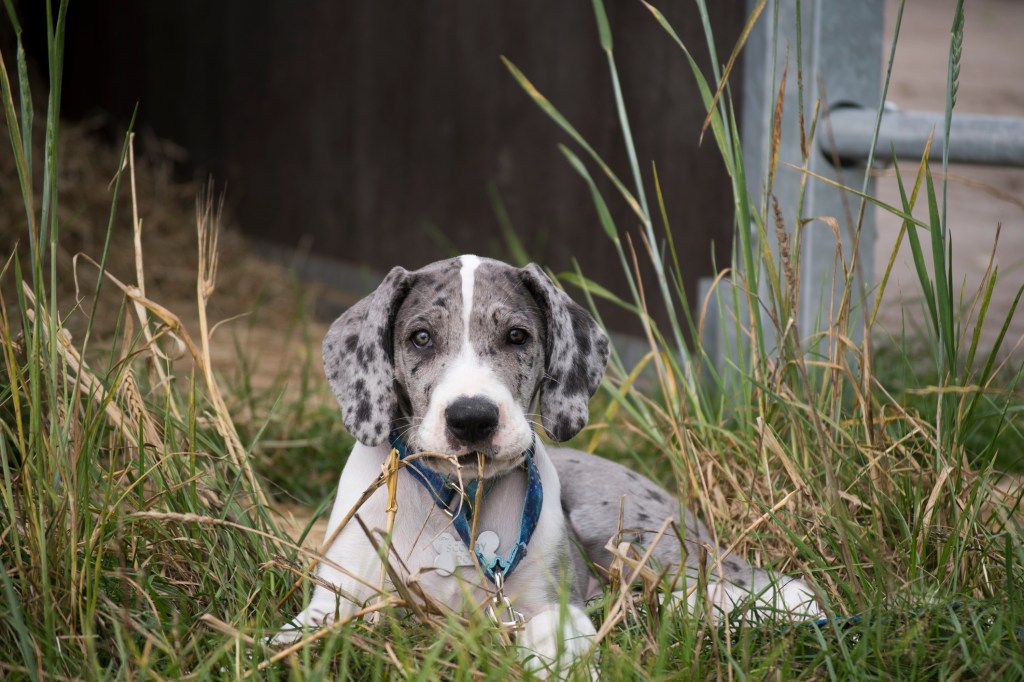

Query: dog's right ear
[323,266,411,446]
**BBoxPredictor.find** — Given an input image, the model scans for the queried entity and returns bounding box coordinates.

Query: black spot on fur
[433,297,447,308]
[726,559,740,571]
[601,500,609,507]
[626,471,639,481]
[344,335,359,353]
[561,357,591,397]
[355,399,371,425]
[570,306,593,358]
[637,512,650,522]
[646,488,667,505]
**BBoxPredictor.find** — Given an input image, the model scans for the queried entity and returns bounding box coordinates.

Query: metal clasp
[485,570,525,631]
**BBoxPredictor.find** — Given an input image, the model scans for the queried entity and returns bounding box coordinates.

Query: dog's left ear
[520,263,610,442]
[323,266,411,446]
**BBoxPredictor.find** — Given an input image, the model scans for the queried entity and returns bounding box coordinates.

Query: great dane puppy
[274,256,819,675]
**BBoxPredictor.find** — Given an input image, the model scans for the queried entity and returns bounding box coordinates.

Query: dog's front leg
[274,446,389,643]
[517,604,598,680]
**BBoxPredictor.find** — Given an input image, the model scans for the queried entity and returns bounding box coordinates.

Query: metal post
[700,0,884,371]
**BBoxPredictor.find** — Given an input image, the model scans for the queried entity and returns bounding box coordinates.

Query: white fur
[416,351,534,461]
[517,605,598,680]
[670,575,822,624]
[459,254,481,341]
[274,440,582,662]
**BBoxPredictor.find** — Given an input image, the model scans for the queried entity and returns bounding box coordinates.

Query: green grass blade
[500,56,645,224]
[924,166,956,373]
[891,153,939,338]
[486,183,531,267]
[0,555,37,680]
[640,1,731,176]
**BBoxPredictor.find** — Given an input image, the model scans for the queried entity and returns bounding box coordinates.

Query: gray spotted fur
[323,264,414,446]
[550,447,769,593]
[519,263,610,442]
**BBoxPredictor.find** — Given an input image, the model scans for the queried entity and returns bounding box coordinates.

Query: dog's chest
[390,468,530,607]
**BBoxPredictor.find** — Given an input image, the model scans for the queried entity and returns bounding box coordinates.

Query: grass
[2,0,1024,680]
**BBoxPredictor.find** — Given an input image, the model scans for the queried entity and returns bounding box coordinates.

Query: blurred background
[1,0,1021,347]
[4,1,742,336]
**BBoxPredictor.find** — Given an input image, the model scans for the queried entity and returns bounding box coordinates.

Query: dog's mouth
[414,448,525,480]
[456,452,484,467]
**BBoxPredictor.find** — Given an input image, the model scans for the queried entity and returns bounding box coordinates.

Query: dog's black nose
[445,396,499,443]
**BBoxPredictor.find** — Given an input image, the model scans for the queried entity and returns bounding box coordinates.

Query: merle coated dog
[274,256,819,676]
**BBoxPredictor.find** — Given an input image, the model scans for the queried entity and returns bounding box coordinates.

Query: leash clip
[485,570,525,631]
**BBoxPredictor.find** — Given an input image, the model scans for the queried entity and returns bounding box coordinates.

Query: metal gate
[704,0,1024,368]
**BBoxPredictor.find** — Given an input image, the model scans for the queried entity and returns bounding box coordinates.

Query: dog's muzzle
[445,396,499,444]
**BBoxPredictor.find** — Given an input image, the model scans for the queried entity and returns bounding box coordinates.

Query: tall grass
[504,0,1024,676]
[0,3,309,678]
[1,0,1023,680]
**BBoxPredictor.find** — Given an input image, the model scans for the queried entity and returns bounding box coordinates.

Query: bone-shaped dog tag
[433,530,500,577]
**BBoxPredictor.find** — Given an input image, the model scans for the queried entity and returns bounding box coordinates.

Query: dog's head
[323,256,609,477]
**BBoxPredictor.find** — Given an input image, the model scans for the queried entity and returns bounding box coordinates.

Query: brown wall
[39,0,744,334]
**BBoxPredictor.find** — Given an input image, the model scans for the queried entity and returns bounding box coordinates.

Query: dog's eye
[507,328,528,345]
[411,330,433,349]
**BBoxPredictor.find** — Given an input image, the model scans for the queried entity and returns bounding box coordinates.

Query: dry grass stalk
[594,515,674,645]
[192,188,269,509]
[21,282,149,450]
[380,445,401,594]
[124,132,182,423]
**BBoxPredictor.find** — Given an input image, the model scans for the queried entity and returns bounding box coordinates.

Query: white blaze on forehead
[459,255,482,349]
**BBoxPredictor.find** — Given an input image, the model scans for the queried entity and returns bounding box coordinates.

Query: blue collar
[388,432,543,583]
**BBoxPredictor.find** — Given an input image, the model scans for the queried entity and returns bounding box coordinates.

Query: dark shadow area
[8,0,743,336]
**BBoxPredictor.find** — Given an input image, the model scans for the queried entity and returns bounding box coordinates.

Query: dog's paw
[670,574,823,624]
[268,604,337,646]
[773,576,822,620]
[517,606,598,680]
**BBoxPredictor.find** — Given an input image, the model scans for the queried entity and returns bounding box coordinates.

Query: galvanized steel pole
[822,107,1024,167]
